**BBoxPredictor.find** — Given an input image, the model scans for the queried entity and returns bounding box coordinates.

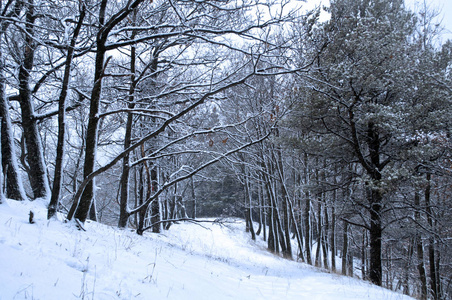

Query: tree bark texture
[0,0,26,202]
[368,189,382,286]
[0,64,26,201]
[19,0,49,200]
[72,0,108,222]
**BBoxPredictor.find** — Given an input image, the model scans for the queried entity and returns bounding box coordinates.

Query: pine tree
[292,0,426,286]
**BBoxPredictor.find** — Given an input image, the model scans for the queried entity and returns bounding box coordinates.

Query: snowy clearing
[0,199,414,300]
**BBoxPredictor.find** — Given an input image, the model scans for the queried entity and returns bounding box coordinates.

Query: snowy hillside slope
[0,199,414,300]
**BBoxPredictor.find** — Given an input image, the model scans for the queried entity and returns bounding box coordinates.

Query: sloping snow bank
[0,199,413,300]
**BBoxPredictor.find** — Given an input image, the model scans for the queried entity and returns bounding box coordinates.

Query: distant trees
[58,0,299,231]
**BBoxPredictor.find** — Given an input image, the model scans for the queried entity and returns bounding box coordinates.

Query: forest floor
[0,198,414,300]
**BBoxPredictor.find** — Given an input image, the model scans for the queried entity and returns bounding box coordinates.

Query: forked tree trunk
[69,0,146,223]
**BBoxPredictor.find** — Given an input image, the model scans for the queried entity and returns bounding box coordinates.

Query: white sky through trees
[305,0,452,42]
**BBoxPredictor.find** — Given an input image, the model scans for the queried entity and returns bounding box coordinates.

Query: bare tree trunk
[265,173,276,253]
[315,200,322,267]
[0,0,25,202]
[118,10,138,228]
[314,160,322,267]
[136,166,145,233]
[69,0,108,222]
[331,189,336,272]
[68,0,146,223]
[0,66,26,201]
[414,191,428,300]
[191,176,196,219]
[426,173,441,300]
[19,0,50,200]
[386,244,393,289]
[304,153,312,264]
[149,167,160,233]
[0,119,3,203]
[268,171,286,255]
[277,151,292,259]
[256,176,263,236]
[48,4,86,219]
[262,180,267,241]
[322,199,329,269]
[342,222,349,276]
[403,239,414,296]
[369,188,383,286]
[244,171,256,240]
[320,164,329,269]
[361,229,367,280]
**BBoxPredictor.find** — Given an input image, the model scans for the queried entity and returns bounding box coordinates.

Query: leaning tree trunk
[69,0,108,223]
[68,0,146,223]
[48,5,85,219]
[19,0,49,200]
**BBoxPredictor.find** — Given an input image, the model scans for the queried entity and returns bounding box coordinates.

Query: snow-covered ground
[0,199,414,300]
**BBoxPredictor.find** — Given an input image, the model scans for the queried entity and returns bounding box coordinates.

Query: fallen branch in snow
[141,218,232,233]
